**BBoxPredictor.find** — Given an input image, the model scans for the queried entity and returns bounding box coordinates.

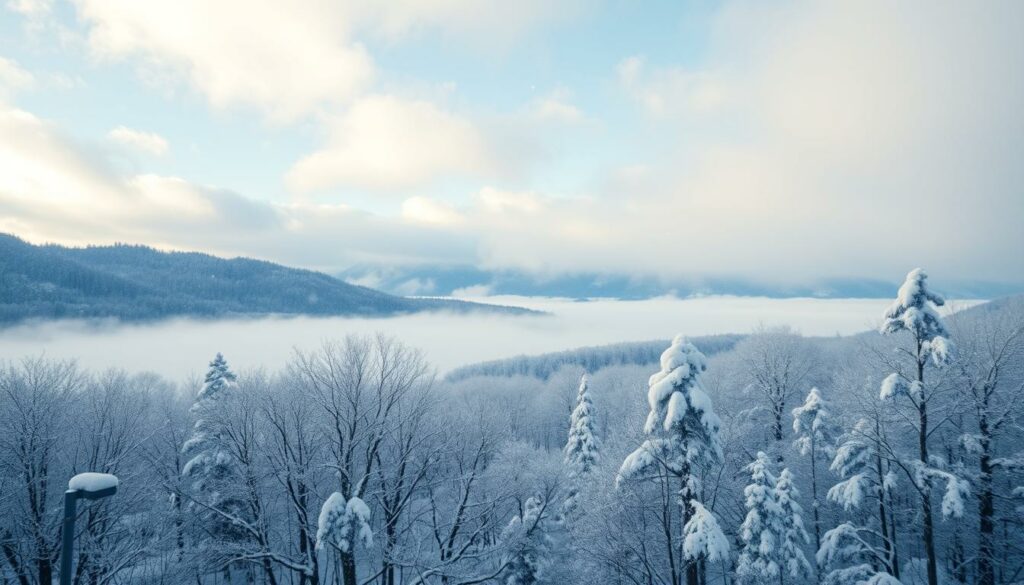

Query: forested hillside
[2,272,1021,585]
[0,234,529,324]
[445,334,742,381]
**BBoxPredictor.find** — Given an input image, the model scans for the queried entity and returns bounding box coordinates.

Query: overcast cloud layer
[0,1,1021,285]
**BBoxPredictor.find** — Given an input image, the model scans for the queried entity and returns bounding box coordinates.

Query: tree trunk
[918,352,938,585]
[887,491,900,580]
[977,415,995,585]
[37,554,52,585]
[809,436,822,557]
[340,550,356,585]
[679,470,698,585]
[875,454,895,576]
[873,419,898,578]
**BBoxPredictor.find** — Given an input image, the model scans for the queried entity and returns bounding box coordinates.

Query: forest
[2,270,1023,585]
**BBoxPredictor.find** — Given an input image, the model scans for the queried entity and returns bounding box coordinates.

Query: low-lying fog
[1,295,982,380]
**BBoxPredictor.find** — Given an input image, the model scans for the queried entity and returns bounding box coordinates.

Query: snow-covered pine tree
[878,268,954,585]
[563,374,600,516]
[825,418,899,580]
[736,452,781,584]
[774,468,813,582]
[816,523,900,585]
[792,387,840,553]
[181,353,247,549]
[197,352,236,401]
[617,335,729,585]
[503,496,554,585]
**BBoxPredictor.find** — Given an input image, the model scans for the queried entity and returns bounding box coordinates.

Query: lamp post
[61,473,119,585]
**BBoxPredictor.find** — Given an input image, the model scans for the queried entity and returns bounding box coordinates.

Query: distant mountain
[0,234,532,325]
[340,264,1024,300]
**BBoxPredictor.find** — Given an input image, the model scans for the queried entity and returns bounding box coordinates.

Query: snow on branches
[316,492,373,553]
[880,268,953,365]
[792,387,840,458]
[737,453,811,583]
[683,500,730,563]
[564,374,600,516]
[618,335,723,483]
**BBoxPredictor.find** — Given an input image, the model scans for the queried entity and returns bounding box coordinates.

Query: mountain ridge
[0,234,533,325]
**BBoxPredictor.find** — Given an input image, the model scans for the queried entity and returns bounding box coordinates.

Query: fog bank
[0,296,981,381]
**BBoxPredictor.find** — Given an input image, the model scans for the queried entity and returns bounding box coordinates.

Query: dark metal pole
[60,490,78,585]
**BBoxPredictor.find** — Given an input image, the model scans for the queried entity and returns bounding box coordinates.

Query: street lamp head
[67,472,119,500]
[61,473,119,585]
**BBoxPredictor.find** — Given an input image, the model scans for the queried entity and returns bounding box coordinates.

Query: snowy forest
[2,270,1023,585]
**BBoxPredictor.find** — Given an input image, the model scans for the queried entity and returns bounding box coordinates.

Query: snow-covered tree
[618,335,729,585]
[503,496,555,585]
[181,353,246,544]
[816,523,900,585]
[563,374,600,516]
[315,493,373,554]
[827,418,899,577]
[737,452,782,583]
[736,454,810,584]
[774,468,813,582]
[197,352,237,401]
[792,386,841,552]
[295,335,431,585]
[878,268,954,585]
[734,326,819,447]
[949,302,1024,585]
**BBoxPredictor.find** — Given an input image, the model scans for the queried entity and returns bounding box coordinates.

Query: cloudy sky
[1,0,1022,287]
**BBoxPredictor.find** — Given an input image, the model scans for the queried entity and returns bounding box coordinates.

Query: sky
[0,0,1022,287]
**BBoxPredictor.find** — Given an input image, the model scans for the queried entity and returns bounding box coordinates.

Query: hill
[444,334,743,381]
[0,234,531,325]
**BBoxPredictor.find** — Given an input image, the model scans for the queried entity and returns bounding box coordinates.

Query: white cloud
[401,196,464,226]
[616,56,725,117]
[0,102,477,268]
[354,0,581,48]
[530,88,583,123]
[73,0,374,121]
[63,0,579,121]
[108,125,168,156]
[0,56,35,96]
[287,94,495,193]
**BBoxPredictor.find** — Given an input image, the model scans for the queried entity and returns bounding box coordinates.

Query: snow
[737,453,811,583]
[616,439,666,485]
[828,473,867,511]
[316,492,346,551]
[862,574,902,585]
[68,472,119,492]
[792,387,839,458]
[880,268,950,344]
[926,335,953,365]
[316,492,373,552]
[939,473,970,519]
[682,500,730,563]
[878,373,908,400]
[773,468,812,579]
[564,374,600,477]
[346,497,373,547]
[828,419,885,511]
[564,374,601,515]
